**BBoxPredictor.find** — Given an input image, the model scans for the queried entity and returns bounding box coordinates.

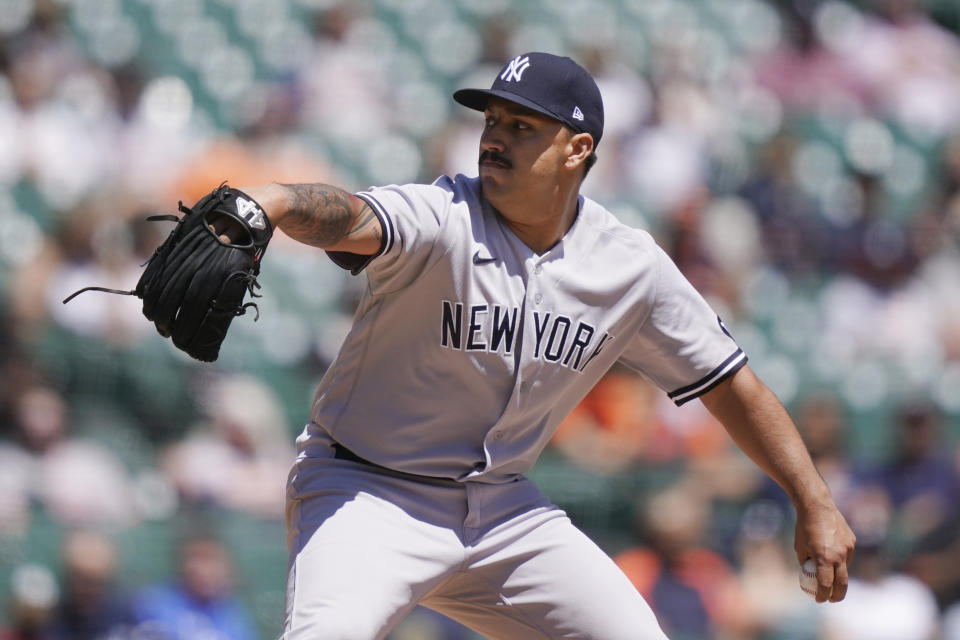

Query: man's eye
[515,121,531,130]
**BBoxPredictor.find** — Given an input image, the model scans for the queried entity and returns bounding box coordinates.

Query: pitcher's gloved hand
[63,184,273,362]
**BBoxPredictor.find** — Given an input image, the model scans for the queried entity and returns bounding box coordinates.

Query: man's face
[181,540,232,602]
[477,98,574,213]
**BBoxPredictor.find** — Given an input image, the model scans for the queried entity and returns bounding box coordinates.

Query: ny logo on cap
[500,55,530,82]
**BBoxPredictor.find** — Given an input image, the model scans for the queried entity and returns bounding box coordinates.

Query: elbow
[700,365,758,415]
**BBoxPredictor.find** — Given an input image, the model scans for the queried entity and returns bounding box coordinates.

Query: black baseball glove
[64,184,273,362]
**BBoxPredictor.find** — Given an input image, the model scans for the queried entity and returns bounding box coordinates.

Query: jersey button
[494,431,503,440]
[534,293,543,305]
[534,265,543,275]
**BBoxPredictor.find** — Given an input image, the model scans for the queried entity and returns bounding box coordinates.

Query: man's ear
[566,132,595,169]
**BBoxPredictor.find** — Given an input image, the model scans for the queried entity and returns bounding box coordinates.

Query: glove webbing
[61,215,264,317]
[61,214,184,304]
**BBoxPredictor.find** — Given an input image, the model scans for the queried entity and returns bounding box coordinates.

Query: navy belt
[332,443,462,487]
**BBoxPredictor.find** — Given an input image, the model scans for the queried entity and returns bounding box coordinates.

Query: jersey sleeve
[619,246,747,406]
[344,181,449,294]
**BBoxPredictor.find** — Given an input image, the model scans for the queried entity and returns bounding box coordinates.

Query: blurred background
[1,0,959,638]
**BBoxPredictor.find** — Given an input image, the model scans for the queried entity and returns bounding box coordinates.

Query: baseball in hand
[799,558,818,598]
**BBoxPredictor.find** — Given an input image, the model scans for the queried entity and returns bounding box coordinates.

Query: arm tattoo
[277,183,356,247]
[347,204,383,245]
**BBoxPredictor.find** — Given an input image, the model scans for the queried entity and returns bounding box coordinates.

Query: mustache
[480,150,511,168]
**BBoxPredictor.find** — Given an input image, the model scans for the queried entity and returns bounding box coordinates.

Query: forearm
[700,366,830,510]
[702,366,856,601]
[242,182,380,251]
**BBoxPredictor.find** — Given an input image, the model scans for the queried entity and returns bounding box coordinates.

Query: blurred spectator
[7,21,122,213]
[905,507,960,615]
[297,2,393,149]
[614,482,751,639]
[835,172,920,291]
[47,529,134,640]
[734,504,820,640]
[577,45,653,200]
[753,0,869,114]
[622,78,714,220]
[117,71,211,204]
[161,374,293,519]
[0,431,32,534]
[859,401,960,543]
[131,530,256,640]
[920,134,960,360]
[841,0,960,140]
[169,132,337,211]
[648,391,751,472]
[34,193,154,347]
[653,190,724,301]
[752,391,856,513]
[819,515,939,640]
[737,132,834,279]
[549,364,654,474]
[0,385,135,528]
[550,364,759,485]
[0,564,58,640]
[796,392,854,498]
[858,402,960,609]
[2,6,84,193]
[945,599,960,639]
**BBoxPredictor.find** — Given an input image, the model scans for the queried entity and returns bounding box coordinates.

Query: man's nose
[480,126,506,153]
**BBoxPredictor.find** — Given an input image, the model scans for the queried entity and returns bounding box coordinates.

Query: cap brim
[453,88,571,129]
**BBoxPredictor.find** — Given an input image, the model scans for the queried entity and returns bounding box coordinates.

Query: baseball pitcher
[128,52,857,639]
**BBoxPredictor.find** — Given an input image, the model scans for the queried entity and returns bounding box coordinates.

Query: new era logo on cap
[452,52,605,148]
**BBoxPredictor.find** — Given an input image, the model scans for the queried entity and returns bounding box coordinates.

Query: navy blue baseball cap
[454,52,604,148]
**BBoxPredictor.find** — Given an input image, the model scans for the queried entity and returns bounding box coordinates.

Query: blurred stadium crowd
[1,0,959,638]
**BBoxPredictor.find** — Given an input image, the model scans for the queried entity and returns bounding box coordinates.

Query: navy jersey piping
[325,192,396,275]
[667,349,748,406]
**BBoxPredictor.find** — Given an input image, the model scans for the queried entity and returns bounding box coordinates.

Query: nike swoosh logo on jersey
[473,250,497,265]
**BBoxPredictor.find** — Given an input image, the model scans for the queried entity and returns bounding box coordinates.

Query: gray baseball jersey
[305,173,745,483]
